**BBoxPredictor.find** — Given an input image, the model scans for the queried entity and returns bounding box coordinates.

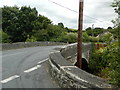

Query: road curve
[1,46,63,88]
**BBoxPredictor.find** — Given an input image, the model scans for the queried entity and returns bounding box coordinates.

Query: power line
[48,0,113,25]
[48,0,78,13]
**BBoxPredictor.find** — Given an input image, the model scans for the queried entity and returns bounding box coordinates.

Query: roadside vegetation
[89,0,120,87]
[1,6,78,43]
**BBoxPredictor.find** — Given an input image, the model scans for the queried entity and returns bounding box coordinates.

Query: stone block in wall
[61,66,112,88]
[49,52,73,69]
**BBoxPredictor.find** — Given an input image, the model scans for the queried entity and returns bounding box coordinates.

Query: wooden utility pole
[77,0,84,68]
[92,24,94,37]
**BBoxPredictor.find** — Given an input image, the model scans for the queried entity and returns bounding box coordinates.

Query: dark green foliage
[47,25,65,39]
[0,8,2,29]
[55,33,77,43]
[32,25,67,42]
[85,27,91,30]
[109,27,120,39]
[67,29,77,33]
[82,32,90,42]
[0,30,10,43]
[89,41,120,86]
[89,43,101,73]
[107,27,112,29]
[89,1,120,86]
[26,35,37,42]
[58,22,64,28]
[2,6,20,42]
[2,6,76,43]
[111,0,120,14]
[2,6,52,43]
[85,27,104,37]
[33,29,49,41]
[34,15,52,30]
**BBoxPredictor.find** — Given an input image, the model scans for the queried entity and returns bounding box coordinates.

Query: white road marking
[2,52,25,57]
[0,75,20,83]
[24,65,41,73]
[24,59,48,73]
[1,59,48,84]
[38,58,48,64]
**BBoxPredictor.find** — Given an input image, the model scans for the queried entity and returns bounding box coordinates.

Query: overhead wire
[48,0,113,25]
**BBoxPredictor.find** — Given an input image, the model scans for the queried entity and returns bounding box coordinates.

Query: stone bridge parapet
[1,42,67,50]
[49,43,112,89]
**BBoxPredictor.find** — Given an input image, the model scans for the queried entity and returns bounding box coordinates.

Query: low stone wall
[60,43,91,64]
[1,42,67,50]
[49,43,112,89]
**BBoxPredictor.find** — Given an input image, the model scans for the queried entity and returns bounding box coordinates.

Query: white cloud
[0,0,17,6]
[0,0,118,29]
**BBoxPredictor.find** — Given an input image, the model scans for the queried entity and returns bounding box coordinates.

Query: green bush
[82,32,90,42]
[56,33,77,43]
[0,30,10,43]
[89,36,99,42]
[99,33,113,43]
[26,36,37,42]
[33,29,49,41]
[82,32,99,42]
[89,41,120,86]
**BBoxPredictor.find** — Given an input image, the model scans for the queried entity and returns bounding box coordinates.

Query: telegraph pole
[92,24,94,37]
[77,0,84,68]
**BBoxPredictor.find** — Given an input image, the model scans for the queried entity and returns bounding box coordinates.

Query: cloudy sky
[0,0,118,29]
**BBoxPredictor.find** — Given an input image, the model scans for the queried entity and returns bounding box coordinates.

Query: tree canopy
[2,6,53,42]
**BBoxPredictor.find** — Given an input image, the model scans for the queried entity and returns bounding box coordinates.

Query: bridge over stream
[0,42,112,89]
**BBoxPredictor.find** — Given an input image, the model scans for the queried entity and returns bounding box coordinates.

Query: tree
[85,28,92,36]
[58,22,64,28]
[55,33,77,43]
[111,0,120,52]
[85,27,91,30]
[0,8,2,29]
[107,27,112,29]
[0,30,10,43]
[112,0,120,14]
[18,6,38,40]
[2,6,52,42]
[2,6,20,42]
[46,25,65,40]
[99,33,113,43]
[111,0,120,28]
[82,32,89,42]
[2,5,68,43]
[33,15,52,30]
[33,29,49,41]
[85,27,104,37]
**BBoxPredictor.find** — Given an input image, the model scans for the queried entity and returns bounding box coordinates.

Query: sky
[0,0,118,29]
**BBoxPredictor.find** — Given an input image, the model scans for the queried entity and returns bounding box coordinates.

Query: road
[1,46,63,88]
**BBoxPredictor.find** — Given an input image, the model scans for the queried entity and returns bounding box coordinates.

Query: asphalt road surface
[1,46,63,88]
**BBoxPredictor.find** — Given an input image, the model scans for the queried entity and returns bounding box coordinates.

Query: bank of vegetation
[88,0,120,87]
[1,6,78,43]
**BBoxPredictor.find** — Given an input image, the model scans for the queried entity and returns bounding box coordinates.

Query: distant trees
[85,27,104,37]
[111,0,120,28]
[2,4,118,45]
[58,22,64,28]
[107,27,112,29]
[2,6,37,42]
[33,25,66,42]
[3,5,105,44]
[111,0,120,41]
[2,6,78,43]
